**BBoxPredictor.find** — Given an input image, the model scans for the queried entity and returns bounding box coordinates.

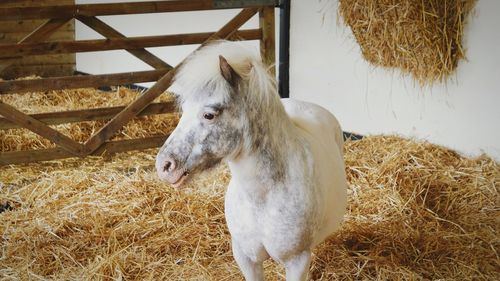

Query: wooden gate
[0,0,277,165]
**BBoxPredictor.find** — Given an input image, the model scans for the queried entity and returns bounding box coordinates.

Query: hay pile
[338,0,476,85]
[0,82,178,152]
[1,136,498,280]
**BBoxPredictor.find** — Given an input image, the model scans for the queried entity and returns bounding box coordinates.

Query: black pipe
[343,132,364,141]
[278,0,290,98]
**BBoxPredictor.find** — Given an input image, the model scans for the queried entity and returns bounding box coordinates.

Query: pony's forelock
[170,40,278,108]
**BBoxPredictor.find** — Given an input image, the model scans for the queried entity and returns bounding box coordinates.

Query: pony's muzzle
[156,154,189,188]
[156,154,176,180]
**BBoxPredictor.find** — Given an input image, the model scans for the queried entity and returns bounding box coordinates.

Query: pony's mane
[170,40,279,108]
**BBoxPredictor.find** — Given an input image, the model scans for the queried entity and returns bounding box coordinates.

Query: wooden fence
[0,0,277,165]
[0,0,76,79]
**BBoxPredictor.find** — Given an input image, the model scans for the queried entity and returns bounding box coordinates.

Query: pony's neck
[228,93,297,192]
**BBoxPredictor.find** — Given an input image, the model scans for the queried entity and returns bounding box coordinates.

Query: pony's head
[156,40,277,187]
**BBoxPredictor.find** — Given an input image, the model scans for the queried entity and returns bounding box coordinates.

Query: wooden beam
[5,54,76,65]
[0,69,170,94]
[0,64,75,80]
[0,29,262,59]
[0,0,75,8]
[259,6,276,76]
[0,0,278,21]
[0,17,71,73]
[0,101,88,156]
[212,0,278,9]
[0,102,176,130]
[0,30,74,42]
[0,135,169,165]
[208,8,259,40]
[77,16,171,70]
[19,18,72,43]
[0,1,213,21]
[83,8,259,153]
[0,20,74,33]
[83,70,176,153]
[93,135,167,155]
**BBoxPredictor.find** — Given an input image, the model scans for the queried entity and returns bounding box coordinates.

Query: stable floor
[1,136,498,280]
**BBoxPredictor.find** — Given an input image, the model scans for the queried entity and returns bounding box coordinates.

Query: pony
[156,40,347,281]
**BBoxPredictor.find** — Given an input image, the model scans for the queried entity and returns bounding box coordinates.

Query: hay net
[338,0,476,85]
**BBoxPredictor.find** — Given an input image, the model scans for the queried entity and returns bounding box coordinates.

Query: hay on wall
[338,0,476,85]
[0,136,498,280]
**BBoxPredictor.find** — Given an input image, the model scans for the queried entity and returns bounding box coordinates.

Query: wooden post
[259,6,276,76]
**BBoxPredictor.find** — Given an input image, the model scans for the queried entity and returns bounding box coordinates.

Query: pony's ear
[219,55,240,87]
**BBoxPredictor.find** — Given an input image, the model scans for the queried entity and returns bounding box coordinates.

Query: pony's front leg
[232,240,265,281]
[284,250,311,281]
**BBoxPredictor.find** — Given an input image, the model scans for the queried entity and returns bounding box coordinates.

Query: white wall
[290,0,500,161]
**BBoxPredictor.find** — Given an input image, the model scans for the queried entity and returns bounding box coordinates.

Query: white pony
[156,40,347,281]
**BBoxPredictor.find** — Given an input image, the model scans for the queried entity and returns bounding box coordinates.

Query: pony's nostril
[163,157,176,173]
[164,161,172,172]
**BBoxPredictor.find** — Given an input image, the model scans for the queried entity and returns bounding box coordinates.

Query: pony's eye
[203,113,215,120]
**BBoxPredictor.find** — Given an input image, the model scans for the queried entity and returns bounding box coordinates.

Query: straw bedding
[1,139,498,280]
[1,87,499,280]
[338,0,476,85]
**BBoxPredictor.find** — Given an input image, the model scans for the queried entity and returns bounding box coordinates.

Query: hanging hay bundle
[338,0,476,85]
[1,135,498,280]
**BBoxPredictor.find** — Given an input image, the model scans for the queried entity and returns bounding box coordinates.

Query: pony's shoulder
[281,98,344,152]
[280,98,338,125]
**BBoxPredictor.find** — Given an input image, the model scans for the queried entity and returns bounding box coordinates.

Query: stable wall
[289,0,500,161]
